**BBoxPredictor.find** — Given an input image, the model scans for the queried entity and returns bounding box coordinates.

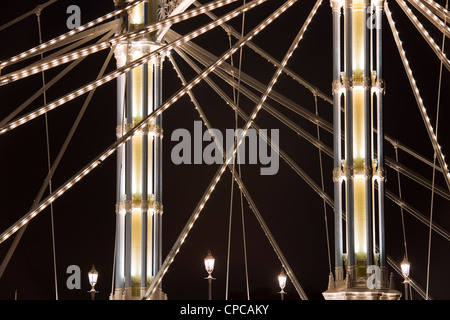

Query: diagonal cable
[386,1,450,191]
[142,0,312,299]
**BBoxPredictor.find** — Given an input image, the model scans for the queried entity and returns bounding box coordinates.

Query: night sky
[0,0,449,301]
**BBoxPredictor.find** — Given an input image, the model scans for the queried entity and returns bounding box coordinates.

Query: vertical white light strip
[386,2,450,190]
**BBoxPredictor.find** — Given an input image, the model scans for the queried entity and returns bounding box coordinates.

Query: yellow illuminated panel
[132,65,143,202]
[132,209,142,294]
[132,135,143,203]
[352,0,368,275]
[352,87,365,166]
[352,0,365,79]
[354,177,366,255]
[130,1,144,28]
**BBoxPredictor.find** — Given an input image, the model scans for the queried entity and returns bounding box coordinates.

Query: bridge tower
[323,0,401,300]
[111,0,165,300]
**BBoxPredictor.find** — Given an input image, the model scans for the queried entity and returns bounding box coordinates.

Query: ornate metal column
[111,0,165,300]
[323,0,401,300]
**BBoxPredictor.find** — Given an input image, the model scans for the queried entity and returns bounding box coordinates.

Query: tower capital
[372,0,385,8]
[330,0,343,11]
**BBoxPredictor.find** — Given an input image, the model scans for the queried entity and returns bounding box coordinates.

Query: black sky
[0,0,449,301]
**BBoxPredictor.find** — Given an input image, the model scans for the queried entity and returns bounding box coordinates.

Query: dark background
[0,0,449,301]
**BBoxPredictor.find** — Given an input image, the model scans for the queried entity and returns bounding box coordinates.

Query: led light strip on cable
[176,33,450,268]
[169,55,309,300]
[0,0,263,135]
[174,42,339,204]
[386,2,450,190]
[0,0,237,85]
[405,0,450,36]
[0,29,116,129]
[0,0,145,70]
[177,27,449,199]
[174,45,334,206]
[143,0,322,300]
[193,0,333,105]
[177,29,450,241]
[414,0,450,21]
[184,5,447,180]
[396,0,450,71]
[0,0,271,246]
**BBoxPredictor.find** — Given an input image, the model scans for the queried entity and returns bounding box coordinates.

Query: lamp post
[88,264,98,300]
[204,250,215,300]
[278,269,287,300]
[400,256,410,300]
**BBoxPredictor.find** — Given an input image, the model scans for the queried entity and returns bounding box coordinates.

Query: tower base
[323,277,402,300]
[147,287,168,300]
[110,287,167,300]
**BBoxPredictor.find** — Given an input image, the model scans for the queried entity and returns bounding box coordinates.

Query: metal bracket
[153,201,164,214]
[333,167,344,182]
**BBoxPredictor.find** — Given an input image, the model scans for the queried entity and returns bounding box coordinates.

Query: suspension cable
[0,28,113,127]
[0,0,276,248]
[313,93,332,274]
[0,0,235,84]
[0,0,145,70]
[195,2,447,178]
[225,0,250,299]
[394,145,408,260]
[168,52,309,300]
[36,7,58,301]
[225,159,236,299]
[170,28,450,204]
[0,0,58,33]
[176,31,450,228]
[426,0,448,300]
[406,0,450,38]
[385,1,450,192]
[224,27,237,303]
[193,0,332,105]
[225,81,237,300]
[173,40,431,300]
[239,163,250,301]
[0,31,117,282]
[142,0,304,299]
[174,35,450,244]
[394,145,413,300]
[235,1,250,299]
[396,0,450,71]
[395,143,411,301]
[0,0,263,135]
[225,51,234,300]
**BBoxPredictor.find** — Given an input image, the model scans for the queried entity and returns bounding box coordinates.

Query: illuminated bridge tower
[111,0,165,300]
[323,0,401,300]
